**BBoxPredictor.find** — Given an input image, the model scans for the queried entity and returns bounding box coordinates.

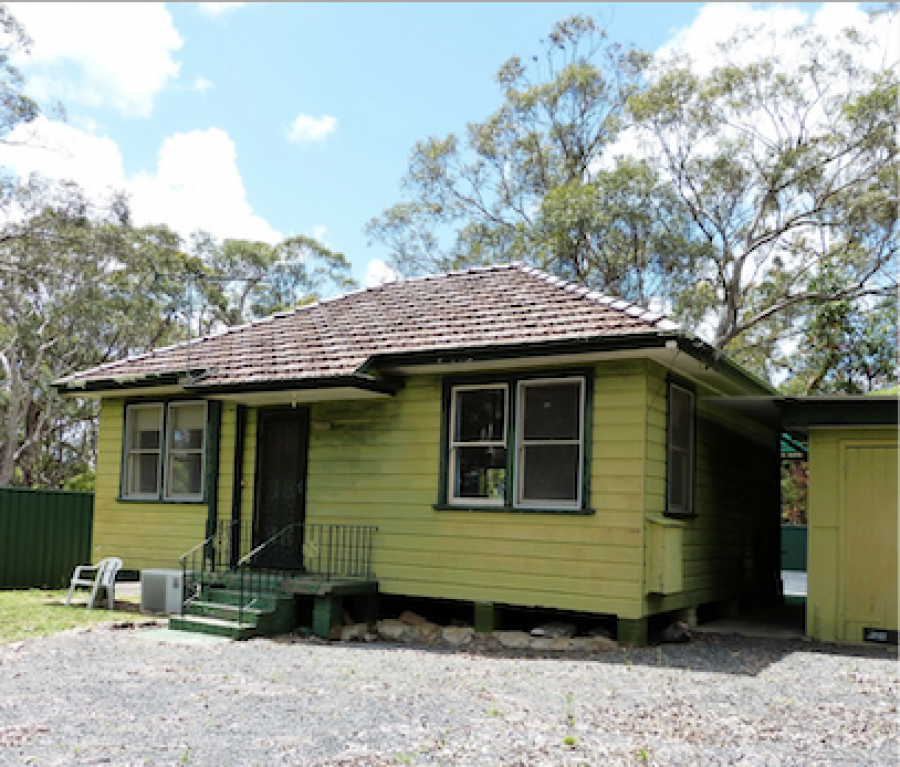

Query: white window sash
[164,402,208,501]
[124,403,163,499]
[448,383,508,506]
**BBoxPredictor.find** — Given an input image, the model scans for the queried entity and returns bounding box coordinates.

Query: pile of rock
[338,612,618,654]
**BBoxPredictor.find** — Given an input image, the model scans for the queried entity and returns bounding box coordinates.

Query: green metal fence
[781,524,808,572]
[0,487,94,589]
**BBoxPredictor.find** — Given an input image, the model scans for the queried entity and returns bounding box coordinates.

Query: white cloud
[192,76,214,94]
[364,259,399,287]
[130,129,281,243]
[287,114,337,144]
[658,3,897,75]
[0,117,126,197]
[0,118,280,244]
[8,2,182,117]
[198,2,246,19]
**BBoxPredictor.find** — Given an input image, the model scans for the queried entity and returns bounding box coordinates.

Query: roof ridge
[515,263,678,330]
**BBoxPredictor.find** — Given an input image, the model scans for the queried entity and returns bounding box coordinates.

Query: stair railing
[233,522,378,626]
[235,522,303,626]
[179,520,238,610]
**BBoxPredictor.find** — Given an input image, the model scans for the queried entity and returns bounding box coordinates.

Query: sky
[0,2,885,290]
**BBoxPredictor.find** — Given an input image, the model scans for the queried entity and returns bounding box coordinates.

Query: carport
[708,396,898,645]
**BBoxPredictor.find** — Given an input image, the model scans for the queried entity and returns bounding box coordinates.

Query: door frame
[252,406,310,563]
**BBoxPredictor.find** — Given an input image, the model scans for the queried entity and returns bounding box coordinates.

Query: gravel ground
[0,623,897,766]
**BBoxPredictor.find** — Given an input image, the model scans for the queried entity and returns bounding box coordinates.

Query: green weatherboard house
[56,263,782,643]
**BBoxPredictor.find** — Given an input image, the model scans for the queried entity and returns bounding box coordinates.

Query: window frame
[164,401,208,502]
[123,403,164,500]
[447,382,509,507]
[121,400,209,503]
[440,371,592,515]
[665,380,696,517]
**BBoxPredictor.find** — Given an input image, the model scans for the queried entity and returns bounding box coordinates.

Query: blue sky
[1,2,872,289]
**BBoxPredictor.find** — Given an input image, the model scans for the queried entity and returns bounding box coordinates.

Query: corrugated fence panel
[0,488,94,589]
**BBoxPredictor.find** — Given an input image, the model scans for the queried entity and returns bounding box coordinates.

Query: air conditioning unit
[141,569,190,615]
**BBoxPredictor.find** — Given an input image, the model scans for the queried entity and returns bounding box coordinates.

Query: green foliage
[781,461,808,525]
[630,9,898,369]
[367,15,653,283]
[191,232,355,330]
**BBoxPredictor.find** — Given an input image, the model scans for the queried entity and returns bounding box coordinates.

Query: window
[125,404,163,498]
[123,401,207,501]
[667,382,695,515]
[449,385,508,505]
[446,375,586,511]
[517,380,583,507]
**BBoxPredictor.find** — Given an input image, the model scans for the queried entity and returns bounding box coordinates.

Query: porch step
[169,614,259,640]
[184,600,266,622]
[169,584,297,641]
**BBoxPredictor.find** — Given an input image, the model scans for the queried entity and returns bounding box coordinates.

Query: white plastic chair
[65,557,123,610]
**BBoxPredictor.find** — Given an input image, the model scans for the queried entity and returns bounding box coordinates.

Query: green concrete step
[169,614,259,640]
[171,582,298,640]
[199,587,284,611]
[184,600,267,622]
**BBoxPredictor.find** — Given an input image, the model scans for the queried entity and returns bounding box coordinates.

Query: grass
[0,588,144,644]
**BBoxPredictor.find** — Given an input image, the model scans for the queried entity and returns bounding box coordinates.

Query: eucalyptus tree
[369,10,898,386]
[627,7,898,373]
[0,180,197,487]
[366,15,692,306]
[190,232,356,332]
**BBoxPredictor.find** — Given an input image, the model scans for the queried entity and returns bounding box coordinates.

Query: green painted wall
[643,362,779,616]
[302,361,648,618]
[92,357,778,622]
[807,427,898,643]
[94,400,212,570]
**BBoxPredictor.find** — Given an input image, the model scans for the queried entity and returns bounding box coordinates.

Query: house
[55,263,782,643]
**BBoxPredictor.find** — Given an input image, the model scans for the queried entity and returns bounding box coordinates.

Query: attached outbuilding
[717,396,898,645]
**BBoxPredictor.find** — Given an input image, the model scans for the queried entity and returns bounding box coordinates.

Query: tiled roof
[57,263,679,389]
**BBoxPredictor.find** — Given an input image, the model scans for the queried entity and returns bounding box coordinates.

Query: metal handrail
[178,520,238,609]
[180,520,378,627]
[236,521,301,568]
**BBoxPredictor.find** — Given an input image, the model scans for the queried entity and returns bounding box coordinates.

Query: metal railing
[236,522,377,625]
[178,520,248,608]
[179,521,377,623]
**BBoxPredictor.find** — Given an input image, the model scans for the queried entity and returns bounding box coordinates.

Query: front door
[253,407,309,569]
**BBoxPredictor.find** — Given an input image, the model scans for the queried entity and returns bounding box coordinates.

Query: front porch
[171,521,378,639]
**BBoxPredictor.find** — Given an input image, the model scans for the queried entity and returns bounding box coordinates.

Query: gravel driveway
[0,624,896,766]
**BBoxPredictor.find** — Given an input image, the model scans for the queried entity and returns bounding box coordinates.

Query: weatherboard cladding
[58,263,679,389]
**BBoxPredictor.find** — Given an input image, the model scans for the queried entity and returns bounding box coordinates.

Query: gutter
[362,330,775,396]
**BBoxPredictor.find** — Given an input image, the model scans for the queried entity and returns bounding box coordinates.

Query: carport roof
[709,395,899,436]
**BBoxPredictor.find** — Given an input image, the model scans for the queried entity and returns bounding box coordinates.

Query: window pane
[522,383,580,440]
[168,453,203,497]
[669,387,692,450]
[169,404,205,450]
[455,446,507,500]
[127,453,159,495]
[129,406,161,450]
[669,449,686,509]
[455,388,505,442]
[521,445,579,502]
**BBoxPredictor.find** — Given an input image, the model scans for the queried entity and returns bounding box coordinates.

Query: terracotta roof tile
[58,263,679,389]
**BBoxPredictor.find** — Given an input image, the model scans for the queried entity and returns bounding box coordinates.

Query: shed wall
[807,427,898,643]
